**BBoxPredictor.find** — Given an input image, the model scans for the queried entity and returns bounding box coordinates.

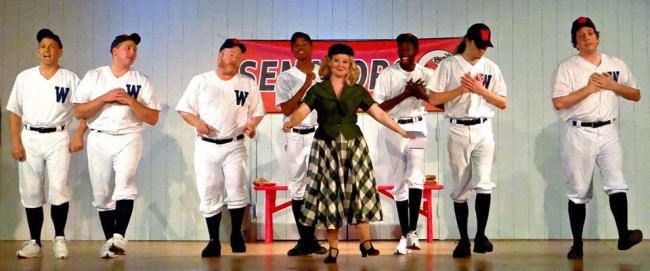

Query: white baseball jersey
[552,53,636,203]
[6,67,80,208]
[373,62,433,201]
[428,54,507,119]
[275,65,321,200]
[176,71,265,139]
[275,65,320,127]
[552,53,637,122]
[7,67,80,127]
[72,66,161,134]
[374,62,433,119]
[176,70,265,217]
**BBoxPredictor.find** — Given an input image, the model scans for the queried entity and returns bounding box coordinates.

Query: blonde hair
[319,55,360,86]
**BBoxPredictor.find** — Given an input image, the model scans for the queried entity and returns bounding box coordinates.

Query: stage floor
[0,240,648,270]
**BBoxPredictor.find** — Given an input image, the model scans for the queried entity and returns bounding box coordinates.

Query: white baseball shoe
[99,238,116,259]
[394,236,409,255]
[17,240,41,258]
[53,236,69,259]
[406,231,421,250]
[110,233,127,255]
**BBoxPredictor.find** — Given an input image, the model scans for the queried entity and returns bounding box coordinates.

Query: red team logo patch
[480,29,490,42]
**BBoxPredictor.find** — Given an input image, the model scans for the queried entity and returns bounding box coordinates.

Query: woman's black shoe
[324,247,339,263]
[359,240,380,257]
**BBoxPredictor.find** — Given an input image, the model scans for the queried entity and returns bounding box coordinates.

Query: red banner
[238,38,462,113]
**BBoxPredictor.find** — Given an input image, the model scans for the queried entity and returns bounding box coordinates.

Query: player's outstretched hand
[587,73,602,93]
[243,123,256,138]
[593,72,618,91]
[407,79,429,100]
[114,89,136,106]
[401,131,416,139]
[101,88,126,104]
[195,120,214,136]
[282,121,294,133]
[11,142,26,162]
[69,134,85,153]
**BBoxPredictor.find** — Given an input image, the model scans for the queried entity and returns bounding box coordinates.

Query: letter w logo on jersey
[480,74,493,89]
[55,86,70,103]
[607,71,620,82]
[235,90,250,106]
[126,84,142,99]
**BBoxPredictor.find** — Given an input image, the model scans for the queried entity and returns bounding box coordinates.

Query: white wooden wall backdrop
[1,0,649,242]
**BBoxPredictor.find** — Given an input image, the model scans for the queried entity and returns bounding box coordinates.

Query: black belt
[24,124,65,133]
[201,134,244,145]
[292,127,316,134]
[572,120,612,128]
[396,116,423,124]
[450,118,487,126]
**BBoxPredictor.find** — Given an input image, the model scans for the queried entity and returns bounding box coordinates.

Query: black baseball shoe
[452,240,471,258]
[473,235,494,253]
[566,246,583,259]
[201,240,221,257]
[230,234,247,253]
[287,240,307,256]
[618,229,643,250]
[307,237,327,255]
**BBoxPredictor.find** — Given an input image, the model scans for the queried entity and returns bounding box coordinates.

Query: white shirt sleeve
[489,65,507,97]
[248,78,266,118]
[274,72,293,106]
[551,63,572,98]
[140,76,162,110]
[373,71,390,104]
[427,60,450,93]
[72,70,95,104]
[618,60,638,89]
[175,76,199,115]
[6,73,23,116]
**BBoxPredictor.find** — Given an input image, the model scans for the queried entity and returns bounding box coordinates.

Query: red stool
[377,184,444,243]
[253,185,291,244]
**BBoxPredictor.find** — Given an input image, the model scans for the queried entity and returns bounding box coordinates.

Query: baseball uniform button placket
[396,116,423,124]
[571,119,614,128]
[201,134,245,145]
[24,124,66,133]
[449,118,488,126]
[291,126,316,134]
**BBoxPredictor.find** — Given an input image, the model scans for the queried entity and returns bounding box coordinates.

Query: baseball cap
[571,16,597,47]
[396,33,419,50]
[291,32,312,45]
[36,28,63,48]
[220,38,247,53]
[466,23,493,48]
[327,43,354,57]
[110,33,141,52]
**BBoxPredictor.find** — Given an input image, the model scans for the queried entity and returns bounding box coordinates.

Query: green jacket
[303,80,376,141]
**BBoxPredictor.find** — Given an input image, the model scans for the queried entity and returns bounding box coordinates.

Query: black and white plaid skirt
[301,133,383,229]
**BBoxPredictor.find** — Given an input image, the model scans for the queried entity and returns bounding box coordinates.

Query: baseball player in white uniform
[374,33,433,255]
[7,29,86,259]
[552,17,642,259]
[72,33,161,259]
[176,38,265,257]
[275,32,327,256]
[427,23,507,258]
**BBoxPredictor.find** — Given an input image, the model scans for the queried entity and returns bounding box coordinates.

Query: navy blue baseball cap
[111,33,141,52]
[466,23,493,48]
[220,38,247,53]
[571,16,598,48]
[37,29,63,48]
